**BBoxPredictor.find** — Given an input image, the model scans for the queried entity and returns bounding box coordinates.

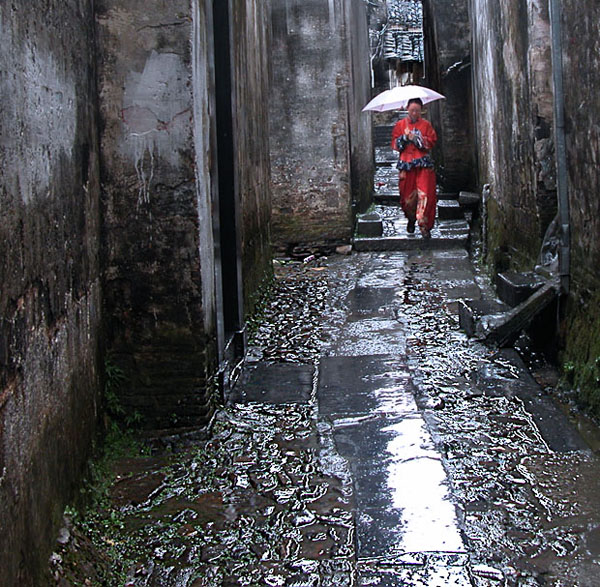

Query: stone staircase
[360,127,562,348]
[355,127,475,251]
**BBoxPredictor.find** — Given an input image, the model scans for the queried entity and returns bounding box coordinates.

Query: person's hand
[399,171,407,180]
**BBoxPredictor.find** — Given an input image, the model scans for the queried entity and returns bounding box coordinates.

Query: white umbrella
[362,85,445,112]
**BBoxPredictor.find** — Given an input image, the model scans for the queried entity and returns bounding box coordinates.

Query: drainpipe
[549,0,570,294]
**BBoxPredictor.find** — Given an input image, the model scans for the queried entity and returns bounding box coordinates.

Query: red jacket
[391,116,437,171]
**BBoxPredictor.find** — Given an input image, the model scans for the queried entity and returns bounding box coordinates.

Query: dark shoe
[420,227,431,239]
[407,219,416,234]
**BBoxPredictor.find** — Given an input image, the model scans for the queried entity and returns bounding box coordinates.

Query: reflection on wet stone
[50,253,600,585]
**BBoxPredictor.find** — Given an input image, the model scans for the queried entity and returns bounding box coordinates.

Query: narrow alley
[4,2,600,586]
[49,188,600,585]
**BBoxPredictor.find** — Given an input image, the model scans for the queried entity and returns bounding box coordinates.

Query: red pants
[399,167,437,231]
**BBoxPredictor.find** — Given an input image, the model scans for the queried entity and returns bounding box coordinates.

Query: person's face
[407,102,422,122]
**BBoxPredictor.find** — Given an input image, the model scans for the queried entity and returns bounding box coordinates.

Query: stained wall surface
[96,0,216,429]
[558,1,600,407]
[269,0,372,251]
[423,0,475,192]
[0,1,102,583]
[96,0,274,426]
[560,1,600,295]
[348,0,375,215]
[470,0,555,270]
[230,0,274,312]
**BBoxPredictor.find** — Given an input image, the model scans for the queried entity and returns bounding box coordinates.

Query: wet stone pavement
[50,248,600,585]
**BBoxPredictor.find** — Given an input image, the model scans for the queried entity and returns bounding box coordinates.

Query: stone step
[353,235,469,251]
[437,199,464,220]
[373,125,395,147]
[353,221,469,251]
[496,271,546,307]
[373,192,399,205]
[438,192,459,201]
[356,212,383,237]
[374,192,459,204]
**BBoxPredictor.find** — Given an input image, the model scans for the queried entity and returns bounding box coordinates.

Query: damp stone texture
[0,1,102,584]
[558,1,600,409]
[470,0,556,270]
[422,0,475,192]
[269,0,372,252]
[230,0,275,312]
[96,0,215,430]
[348,0,375,216]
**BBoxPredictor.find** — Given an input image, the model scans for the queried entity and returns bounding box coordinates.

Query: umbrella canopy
[362,85,445,112]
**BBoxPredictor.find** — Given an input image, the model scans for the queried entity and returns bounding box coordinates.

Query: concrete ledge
[485,279,560,347]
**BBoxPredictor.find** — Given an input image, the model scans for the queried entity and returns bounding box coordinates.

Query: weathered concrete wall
[471,0,555,271]
[97,0,274,425]
[423,0,475,192]
[348,0,375,214]
[96,1,216,429]
[0,1,102,583]
[558,2,600,412]
[231,0,274,312]
[270,0,372,251]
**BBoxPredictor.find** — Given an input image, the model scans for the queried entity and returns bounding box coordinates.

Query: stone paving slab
[473,348,589,452]
[358,552,473,586]
[226,362,315,404]
[317,354,467,569]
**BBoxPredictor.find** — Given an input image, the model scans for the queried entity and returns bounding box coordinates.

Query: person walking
[391,98,438,238]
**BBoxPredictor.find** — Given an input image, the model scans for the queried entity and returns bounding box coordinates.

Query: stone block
[437,199,464,220]
[496,271,546,308]
[459,191,480,207]
[357,212,383,237]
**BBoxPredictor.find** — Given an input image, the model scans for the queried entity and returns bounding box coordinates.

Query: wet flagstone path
[50,252,600,585]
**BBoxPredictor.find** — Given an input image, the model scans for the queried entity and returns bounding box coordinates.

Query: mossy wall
[559,1,600,411]
[0,1,102,583]
[562,285,600,416]
[471,0,556,272]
